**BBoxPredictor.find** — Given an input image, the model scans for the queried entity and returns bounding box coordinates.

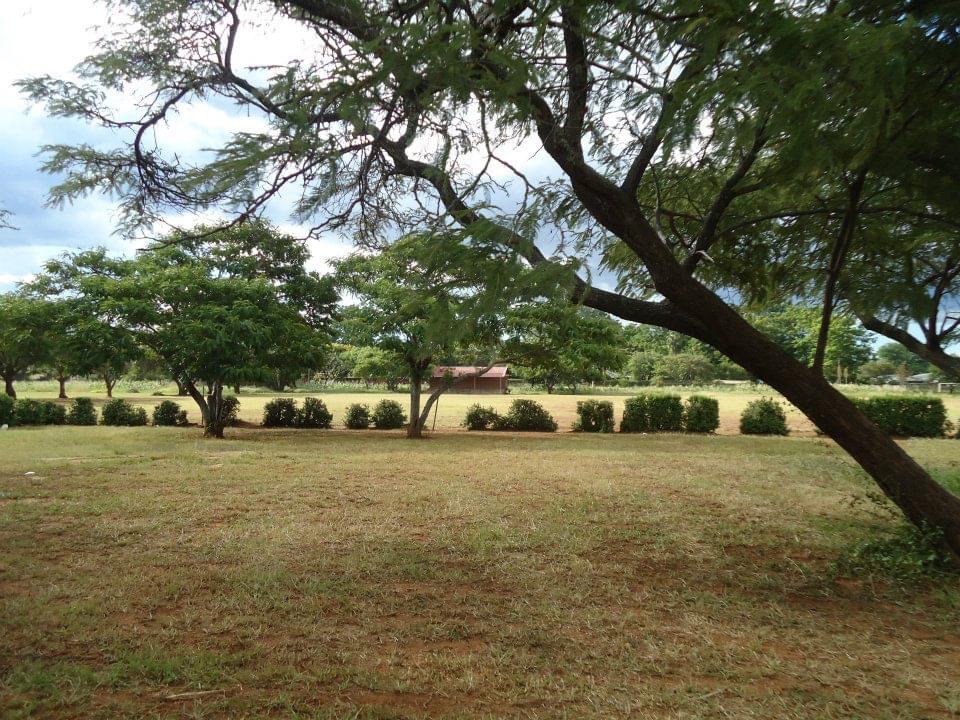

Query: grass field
[2,423,960,718]
[12,379,960,435]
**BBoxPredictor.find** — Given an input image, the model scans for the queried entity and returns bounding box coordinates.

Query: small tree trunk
[104,374,115,398]
[407,372,423,439]
[3,373,15,399]
[175,378,188,396]
[58,375,68,400]
[184,381,209,427]
[233,383,241,395]
[204,381,225,439]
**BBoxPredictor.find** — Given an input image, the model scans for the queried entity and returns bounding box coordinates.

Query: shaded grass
[1,428,959,718]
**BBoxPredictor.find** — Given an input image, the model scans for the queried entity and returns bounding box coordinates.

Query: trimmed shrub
[371,399,406,429]
[494,399,557,432]
[152,400,189,427]
[100,399,148,427]
[262,398,298,428]
[853,396,946,438]
[14,399,66,426]
[740,398,788,435]
[344,403,371,429]
[221,395,241,426]
[573,399,614,433]
[296,397,333,429]
[620,393,683,432]
[463,404,500,431]
[0,394,16,426]
[67,398,98,426]
[684,395,719,433]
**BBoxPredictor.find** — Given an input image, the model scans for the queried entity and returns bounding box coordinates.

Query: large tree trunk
[576,186,960,555]
[58,375,68,400]
[3,372,15,399]
[175,378,188,396]
[858,314,960,381]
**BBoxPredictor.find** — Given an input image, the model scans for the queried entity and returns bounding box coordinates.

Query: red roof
[431,365,508,378]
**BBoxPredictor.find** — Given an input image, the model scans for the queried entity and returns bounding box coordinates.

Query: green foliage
[876,343,930,376]
[652,353,715,386]
[619,394,684,433]
[14,399,66,426]
[0,394,15,426]
[858,359,898,383]
[221,396,240,426]
[492,399,557,432]
[462,404,500,431]
[836,522,955,585]
[344,403,371,430]
[740,398,788,435]
[573,399,614,433]
[371,399,406,429]
[100,399,148,427]
[0,294,55,394]
[684,395,720,433]
[296,397,333,429]
[262,398,298,428]
[152,400,188,427]
[853,396,946,438]
[504,303,626,392]
[66,397,97,426]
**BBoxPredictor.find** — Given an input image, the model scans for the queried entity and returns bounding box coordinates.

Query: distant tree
[0,294,52,398]
[39,223,336,437]
[652,353,716,387]
[876,343,931,377]
[503,303,626,393]
[858,359,898,385]
[349,346,406,390]
[336,233,547,437]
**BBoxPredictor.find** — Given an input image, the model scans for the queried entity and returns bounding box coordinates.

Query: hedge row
[620,394,720,434]
[262,398,407,429]
[852,396,946,438]
[463,399,559,432]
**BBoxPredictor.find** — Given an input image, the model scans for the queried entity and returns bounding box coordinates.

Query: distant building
[429,366,509,394]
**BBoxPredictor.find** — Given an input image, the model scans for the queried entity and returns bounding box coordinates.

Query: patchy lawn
[1,427,959,718]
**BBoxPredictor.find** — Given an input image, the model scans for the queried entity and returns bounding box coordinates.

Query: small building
[429,365,509,394]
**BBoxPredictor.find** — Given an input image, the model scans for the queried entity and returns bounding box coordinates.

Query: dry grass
[2,425,959,719]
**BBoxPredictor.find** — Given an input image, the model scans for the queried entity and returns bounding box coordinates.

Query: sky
[0,1,357,292]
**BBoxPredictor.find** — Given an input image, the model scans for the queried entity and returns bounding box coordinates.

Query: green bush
[14,399,66,426]
[152,400,189,426]
[853,396,946,438]
[262,398,298,427]
[296,397,333,428]
[344,403,371,429]
[0,394,14,426]
[573,399,614,432]
[619,393,683,432]
[493,399,557,432]
[739,398,788,435]
[100,399,148,427]
[462,404,500,431]
[371,399,406,429]
[221,395,241,426]
[67,397,98,426]
[684,395,719,433]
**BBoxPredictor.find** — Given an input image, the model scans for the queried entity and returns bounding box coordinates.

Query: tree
[0,294,52,398]
[40,224,336,437]
[20,1,960,552]
[349,346,406,390]
[858,359,898,384]
[652,353,715,387]
[876,343,932,377]
[503,303,625,393]
[336,233,546,438]
[38,300,141,399]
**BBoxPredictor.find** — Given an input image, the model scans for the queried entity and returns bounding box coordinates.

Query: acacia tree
[336,233,546,438]
[41,225,336,437]
[19,0,960,552]
[0,293,52,398]
[503,303,625,393]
